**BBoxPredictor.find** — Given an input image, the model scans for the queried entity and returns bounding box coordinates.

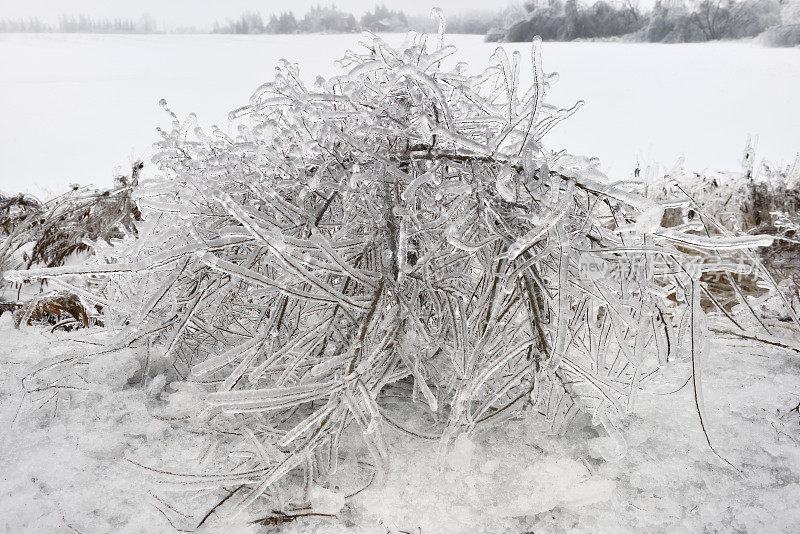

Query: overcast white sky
[0,0,512,28]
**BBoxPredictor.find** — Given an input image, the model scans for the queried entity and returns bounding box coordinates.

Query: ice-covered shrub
[739,155,800,278]
[0,164,141,310]
[490,0,645,42]
[760,23,800,47]
[7,24,781,519]
[760,0,800,46]
[0,192,41,297]
[647,147,800,320]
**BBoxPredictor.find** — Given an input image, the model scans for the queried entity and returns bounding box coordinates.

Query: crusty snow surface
[1,310,800,533]
[1,34,799,197]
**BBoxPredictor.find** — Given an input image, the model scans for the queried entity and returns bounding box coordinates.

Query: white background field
[1,33,798,197]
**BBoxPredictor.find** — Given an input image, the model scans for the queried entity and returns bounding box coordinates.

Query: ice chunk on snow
[308,485,345,515]
[164,391,195,416]
[446,434,475,472]
[509,478,615,517]
[80,430,126,459]
[500,458,615,518]
[162,383,205,418]
[563,479,616,507]
[587,435,627,462]
[147,374,167,397]
[480,459,499,474]
[86,350,140,390]
[0,311,13,328]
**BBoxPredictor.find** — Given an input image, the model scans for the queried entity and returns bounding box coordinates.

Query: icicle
[659,231,774,251]
[431,7,446,51]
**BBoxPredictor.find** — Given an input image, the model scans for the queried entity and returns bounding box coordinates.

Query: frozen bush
[1,166,141,310]
[7,24,783,519]
[494,0,783,43]
[648,145,800,319]
[689,0,780,40]
[760,24,800,46]
[494,0,645,42]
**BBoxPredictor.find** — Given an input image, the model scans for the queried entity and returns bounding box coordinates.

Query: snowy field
[1,34,799,197]
[2,314,800,532]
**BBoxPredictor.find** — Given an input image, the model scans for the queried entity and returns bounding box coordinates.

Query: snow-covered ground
[2,310,800,533]
[1,34,799,198]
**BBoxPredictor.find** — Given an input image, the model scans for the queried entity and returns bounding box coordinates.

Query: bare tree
[691,0,763,39]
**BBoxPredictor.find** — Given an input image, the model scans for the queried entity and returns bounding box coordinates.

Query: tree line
[1,1,797,46]
[0,14,157,34]
[491,0,795,43]
[0,5,499,36]
[210,5,499,35]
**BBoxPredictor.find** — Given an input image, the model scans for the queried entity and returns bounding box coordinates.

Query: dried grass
[0,163,142,302]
